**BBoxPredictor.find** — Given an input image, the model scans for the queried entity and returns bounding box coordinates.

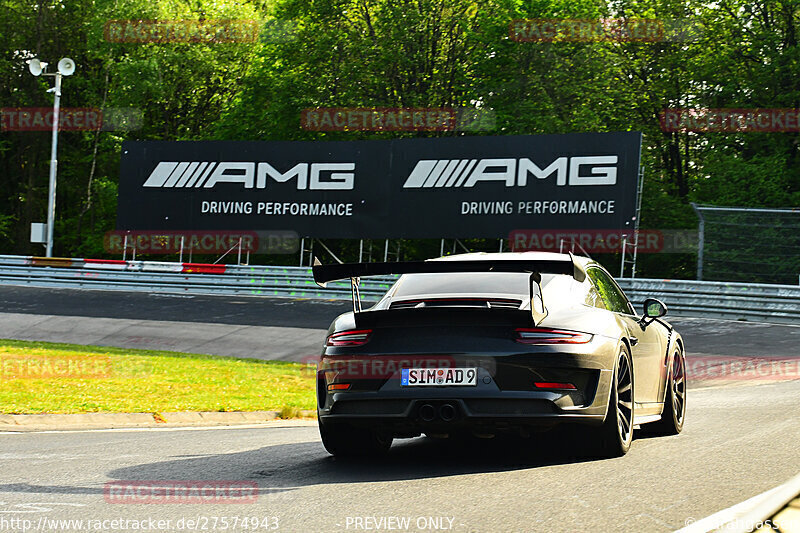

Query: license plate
[401,368,478,387]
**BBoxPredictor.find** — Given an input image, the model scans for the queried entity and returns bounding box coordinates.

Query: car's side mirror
[643,298,668,319]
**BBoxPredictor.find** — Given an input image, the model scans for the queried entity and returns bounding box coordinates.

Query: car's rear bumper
[319,394,608,433]
[317,335,620,434]
[318,367,614,433]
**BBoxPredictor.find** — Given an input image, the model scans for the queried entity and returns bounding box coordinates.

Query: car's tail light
[326,329,372,347]
[327,383,352,391]
[515,328,593,344]
[533,382,577,390]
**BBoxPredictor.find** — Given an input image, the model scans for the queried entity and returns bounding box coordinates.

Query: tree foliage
[1,0,799,278]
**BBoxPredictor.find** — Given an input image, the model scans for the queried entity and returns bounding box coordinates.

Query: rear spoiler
[312,254,587,326]
[312,255,586,285]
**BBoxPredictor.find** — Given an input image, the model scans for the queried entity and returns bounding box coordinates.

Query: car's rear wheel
[646,348,686,435]
[594,344,634,457]
[318,420,392,457]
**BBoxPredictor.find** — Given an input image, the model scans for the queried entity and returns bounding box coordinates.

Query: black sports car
[312,252,686,457]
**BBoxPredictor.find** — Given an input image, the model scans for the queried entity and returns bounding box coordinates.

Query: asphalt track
[0,285,349,361]
[1,379,800,532]
[1,284,800,532]
[1,285,800,361]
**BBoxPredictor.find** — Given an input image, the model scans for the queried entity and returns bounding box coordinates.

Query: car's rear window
[391,272,546,298]
[388,272,589,310]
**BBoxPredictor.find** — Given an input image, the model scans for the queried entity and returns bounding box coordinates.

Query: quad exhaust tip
[439,403,456,422]
[419,404,436,422]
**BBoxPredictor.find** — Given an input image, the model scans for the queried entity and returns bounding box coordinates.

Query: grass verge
[0,339,316,415]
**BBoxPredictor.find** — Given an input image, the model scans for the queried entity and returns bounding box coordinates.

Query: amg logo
[142,161,355,190]
[402,156,618,188]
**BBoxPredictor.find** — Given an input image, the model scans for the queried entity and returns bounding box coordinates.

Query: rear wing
[312,254,587,325]
[312,256,586,285]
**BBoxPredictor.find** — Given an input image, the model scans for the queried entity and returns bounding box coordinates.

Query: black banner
[117,132,641,238]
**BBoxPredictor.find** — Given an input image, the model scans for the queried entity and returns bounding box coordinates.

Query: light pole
[28,57,76,257]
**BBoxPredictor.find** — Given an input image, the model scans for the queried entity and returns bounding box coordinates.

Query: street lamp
[28,57,76,257]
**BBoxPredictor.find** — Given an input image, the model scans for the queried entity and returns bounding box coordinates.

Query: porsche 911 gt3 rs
[312,252,686,458]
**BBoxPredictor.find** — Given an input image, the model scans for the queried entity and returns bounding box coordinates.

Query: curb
[676,471,800,533]
[0,410,317,431]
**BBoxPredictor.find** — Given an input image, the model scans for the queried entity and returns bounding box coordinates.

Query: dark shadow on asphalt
[103,429,633,490]
[0,483,104,496]
[0,428,667,498]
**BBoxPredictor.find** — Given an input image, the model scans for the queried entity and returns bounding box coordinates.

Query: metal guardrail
[0,255,797,323]
[618,278,800,324]
[0,256,397,300]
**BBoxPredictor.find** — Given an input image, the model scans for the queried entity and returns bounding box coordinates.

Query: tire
[645,348,686,436]
[593,344,634,457]
[318,420,392,457]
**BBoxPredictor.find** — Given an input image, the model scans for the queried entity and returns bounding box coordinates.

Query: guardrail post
[299,238,305,266]
[620,236,627,278]
[692,203,705,281]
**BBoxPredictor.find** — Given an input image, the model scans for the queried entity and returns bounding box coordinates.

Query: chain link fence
[692,204,800,285]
